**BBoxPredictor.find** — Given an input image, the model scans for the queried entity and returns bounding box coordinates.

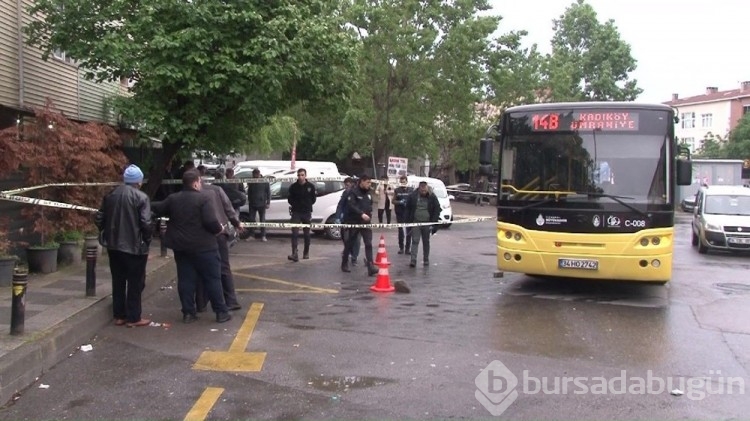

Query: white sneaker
[261,236,267,242]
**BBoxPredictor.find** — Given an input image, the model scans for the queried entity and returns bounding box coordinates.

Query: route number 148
[532,113,560,131]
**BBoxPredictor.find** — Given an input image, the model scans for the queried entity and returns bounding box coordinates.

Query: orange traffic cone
[370,264,395,293]
[374,235,390,266]
[370,235,395,293]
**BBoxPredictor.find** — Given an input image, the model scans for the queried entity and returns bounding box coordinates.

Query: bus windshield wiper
[582,192,648,217]
[501,184,578,213]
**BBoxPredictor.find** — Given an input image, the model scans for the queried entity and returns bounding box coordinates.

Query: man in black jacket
[393,175,414,254]
[287,168,316,262]
[341,175,379,276]
[96,164,153,327]
[151,169,232,324]
[406,181,441,267]
[246,169,271,241]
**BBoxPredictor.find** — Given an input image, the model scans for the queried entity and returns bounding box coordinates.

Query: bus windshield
[501,109,671,204]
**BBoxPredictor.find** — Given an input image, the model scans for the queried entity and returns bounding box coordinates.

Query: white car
[238,175,347,240]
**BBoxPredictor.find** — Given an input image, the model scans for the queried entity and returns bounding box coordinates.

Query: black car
[681,194,697,212]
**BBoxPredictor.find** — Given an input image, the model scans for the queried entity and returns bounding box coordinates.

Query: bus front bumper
[497,246,673,282]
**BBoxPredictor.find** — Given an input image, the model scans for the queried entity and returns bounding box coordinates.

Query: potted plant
[56,230,83,265]
[24,207,60,274]
[0,224,18,287]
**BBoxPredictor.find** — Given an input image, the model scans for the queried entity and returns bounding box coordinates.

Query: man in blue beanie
[95,164,153,327]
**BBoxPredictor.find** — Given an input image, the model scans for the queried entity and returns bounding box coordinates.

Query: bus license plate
[558,258,599,270]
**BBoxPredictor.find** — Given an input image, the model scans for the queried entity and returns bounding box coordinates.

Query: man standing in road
[96,164,153,327]
[393,175,414,255]
[151,169,232,324]
[200,178,244,312]
[287,168,316,262]
[247,169,271,241]
[406,181,440,267]
[341,175,379,276]
[336,177,361,266]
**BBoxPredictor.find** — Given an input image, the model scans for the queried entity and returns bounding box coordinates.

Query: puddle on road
[308,375,396,392]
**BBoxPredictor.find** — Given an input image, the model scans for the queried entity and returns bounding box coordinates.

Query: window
[681,112,695,129]
[52,49,73,64]
[682,137,696,152]
[701,113,713,127]
[743,106,750,115]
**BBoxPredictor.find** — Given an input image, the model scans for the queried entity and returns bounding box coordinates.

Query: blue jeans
[174,249,228,316]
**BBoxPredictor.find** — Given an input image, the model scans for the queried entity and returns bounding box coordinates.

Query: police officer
[287,168,316,262]
[341,175,378,276]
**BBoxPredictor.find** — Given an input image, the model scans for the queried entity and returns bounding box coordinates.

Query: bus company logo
[592,215,601,227]
[536,214,545,226]
[606,215,621,227]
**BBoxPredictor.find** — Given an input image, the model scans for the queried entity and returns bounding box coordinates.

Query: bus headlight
[513,233,522,241]
[640,238,649,247]
[651,237,660,245]
[651,259,661,268]
[505,231,512,239]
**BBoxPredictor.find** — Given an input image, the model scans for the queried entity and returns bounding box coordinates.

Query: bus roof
[504,102,674,114]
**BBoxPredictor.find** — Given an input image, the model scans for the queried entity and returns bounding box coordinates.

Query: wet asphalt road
[1,202,749,420]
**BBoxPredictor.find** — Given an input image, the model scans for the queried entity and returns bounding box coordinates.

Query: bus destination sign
[530,111,639,132]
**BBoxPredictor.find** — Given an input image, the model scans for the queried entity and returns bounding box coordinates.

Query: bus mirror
[479,164,494,176]
[479,138,493,165]
[676,159,692,186]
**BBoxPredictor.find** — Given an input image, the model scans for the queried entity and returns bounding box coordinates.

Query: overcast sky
[487,0,750,102]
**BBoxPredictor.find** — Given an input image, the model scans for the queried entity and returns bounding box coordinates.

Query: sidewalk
[0,244,176,406]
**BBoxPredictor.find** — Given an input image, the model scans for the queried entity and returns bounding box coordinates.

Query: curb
[0,257,177,406]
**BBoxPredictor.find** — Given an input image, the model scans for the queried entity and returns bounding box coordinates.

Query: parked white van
[233,160,339,178]
[239,174,347,240]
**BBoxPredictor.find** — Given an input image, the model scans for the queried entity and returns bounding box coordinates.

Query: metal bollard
[160,219,167,257]
[10,269,28,335]
[86,246,97,297]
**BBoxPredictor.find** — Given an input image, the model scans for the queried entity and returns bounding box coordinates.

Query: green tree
[695,132,727,158]
[724,114,750,159]
[25,0,359,196]
[546,0,642,101]
[296,0,529,180]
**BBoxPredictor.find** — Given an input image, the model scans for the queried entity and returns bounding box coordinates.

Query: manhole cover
[714,283,750,293]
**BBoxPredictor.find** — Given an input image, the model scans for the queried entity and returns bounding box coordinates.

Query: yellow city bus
[478,102,692,282]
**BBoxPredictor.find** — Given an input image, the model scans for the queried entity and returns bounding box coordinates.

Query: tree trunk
[143,139,183,199]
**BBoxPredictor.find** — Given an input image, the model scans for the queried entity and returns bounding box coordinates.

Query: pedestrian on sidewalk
[246,169,271,241]
[341,174,379,276]
[152,169,232,324]
[406,181,440,267]
[287,168,316,262]
[95,164,153,327]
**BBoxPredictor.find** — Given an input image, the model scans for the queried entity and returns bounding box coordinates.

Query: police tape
[0,177,345,195]
[0,192,100,212]
[446,189,497,197]
[236,216,494,230]
[0,189,494,228]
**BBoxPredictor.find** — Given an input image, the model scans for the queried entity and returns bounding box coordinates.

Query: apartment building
[664,81,750,153]
[0,0,125,131]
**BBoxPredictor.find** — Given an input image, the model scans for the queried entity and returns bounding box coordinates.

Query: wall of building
[674,101,731,153]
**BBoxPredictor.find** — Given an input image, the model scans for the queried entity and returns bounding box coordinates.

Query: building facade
[0,0,125,130]
[664,82,750,153]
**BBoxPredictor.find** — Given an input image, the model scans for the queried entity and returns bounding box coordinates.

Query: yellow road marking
[184,387,223,421]
[193,303,266,372]
[233,272,338,294]
[229,302,262,353]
